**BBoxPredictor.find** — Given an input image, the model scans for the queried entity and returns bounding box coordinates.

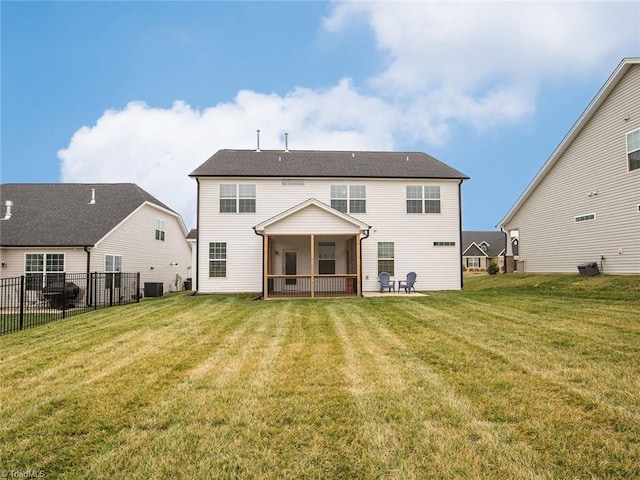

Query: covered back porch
[264,234,360,298]
[254,198,370,299]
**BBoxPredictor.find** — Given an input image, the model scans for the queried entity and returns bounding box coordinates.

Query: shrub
[487,262,500,275]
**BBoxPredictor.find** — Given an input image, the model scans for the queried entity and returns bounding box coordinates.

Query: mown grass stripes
[1,275,639,479]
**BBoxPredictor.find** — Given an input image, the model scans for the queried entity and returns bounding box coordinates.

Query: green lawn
[1,274,639,479]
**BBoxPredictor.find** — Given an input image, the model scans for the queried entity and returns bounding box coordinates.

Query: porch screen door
[284,251,297,285]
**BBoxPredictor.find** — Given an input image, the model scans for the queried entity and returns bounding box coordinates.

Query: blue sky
[2,1,639,230]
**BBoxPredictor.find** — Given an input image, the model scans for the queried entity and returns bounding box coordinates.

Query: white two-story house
[498,57,640,274]
[190,149,468,298]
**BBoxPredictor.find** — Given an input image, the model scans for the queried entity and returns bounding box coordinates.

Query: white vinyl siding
[197,176,463,293]
[92,203,192,291]
[503,64,640,273]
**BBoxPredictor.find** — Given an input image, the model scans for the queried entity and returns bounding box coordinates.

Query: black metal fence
[0,272,141,335]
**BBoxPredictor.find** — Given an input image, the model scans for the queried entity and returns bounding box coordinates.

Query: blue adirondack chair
[378,272,395,293]
[398,272,417,293]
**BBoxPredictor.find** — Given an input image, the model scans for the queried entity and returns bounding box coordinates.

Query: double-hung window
[25,253,65,290]
[220,184,256,213]
[377,242,394,275]
[331,185,366,214]
[209,242,227,277]
[406,186,441,213]
[318,242,336,274]
[627,128,640,172]
[105,254,122,289]
[155,218,165,241]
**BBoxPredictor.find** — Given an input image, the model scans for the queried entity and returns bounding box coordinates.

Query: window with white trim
[377,242,394,275]
[318,242,336,274]
[105,254,122,289]
[220,184,256,213]
[331,185,366,213]
[406,185,441,213]
[25,253,65,290]
[209,242,227,277]
[466,257,481,268]
[575,213,596,223]
[155,218,165,241]
[627,128,640,172]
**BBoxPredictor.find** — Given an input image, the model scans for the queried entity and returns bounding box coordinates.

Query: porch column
[263,234,269,299]
[310,234,315,298]
[356,233,361,296]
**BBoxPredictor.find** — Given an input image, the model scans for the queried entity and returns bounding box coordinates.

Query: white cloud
[325,1,639,125]
[59,82,404,227]
[59,1,639,226]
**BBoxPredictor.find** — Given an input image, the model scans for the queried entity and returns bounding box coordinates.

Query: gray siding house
[499,57,640,274]
[190,149,468,297]
[0,183,193,294]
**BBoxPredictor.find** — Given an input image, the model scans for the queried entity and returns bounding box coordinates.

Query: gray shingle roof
[0,183,175,247]
[462,231,507,257]
[190,149,468,179]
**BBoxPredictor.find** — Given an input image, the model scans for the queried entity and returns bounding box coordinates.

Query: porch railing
[267,274,358,298]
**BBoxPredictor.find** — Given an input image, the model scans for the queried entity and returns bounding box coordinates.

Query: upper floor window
[25,253,64,290]
[627,129,640,171]
[220,184,256,213]
[331,185,366,214]
[155,218,165,241]
[406,185,441,213]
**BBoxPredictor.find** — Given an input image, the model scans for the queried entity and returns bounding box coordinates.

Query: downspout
[195,178,200,294]
[500,227,508,274]
[359,227,371,297]
[458,179,464,290]
[253,227,265,300]
[84,246,91,306]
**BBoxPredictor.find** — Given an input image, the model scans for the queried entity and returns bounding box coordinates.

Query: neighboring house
[189,149,468,297]
[0,183,193,295]
[461,231,507,271]
[499,57,640,274]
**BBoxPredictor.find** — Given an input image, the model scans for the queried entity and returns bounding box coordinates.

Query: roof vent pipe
[256,129,261,152]
[3,200,13,220]
[284,132,289,153]
[88,188,96,205]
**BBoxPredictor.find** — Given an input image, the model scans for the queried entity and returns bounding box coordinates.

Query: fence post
[136,272,141,303]
[19,275,25,331]
[62,272,67,319]
[93,272,98,310]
